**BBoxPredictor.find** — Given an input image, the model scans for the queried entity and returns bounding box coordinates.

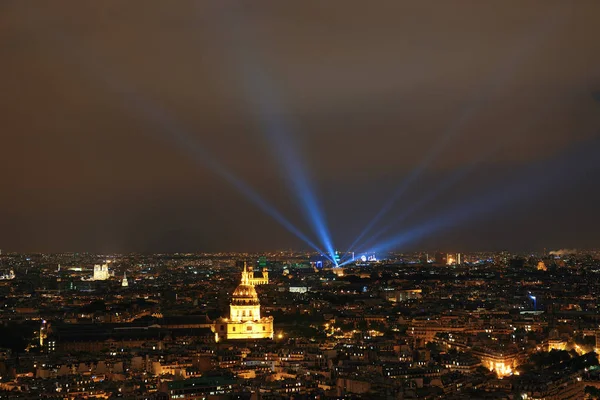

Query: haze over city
[2,1,600,254]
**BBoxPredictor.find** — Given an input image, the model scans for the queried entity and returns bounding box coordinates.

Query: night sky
[2,1,600,254]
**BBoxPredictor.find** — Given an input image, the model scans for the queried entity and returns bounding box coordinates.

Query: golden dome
[231,283,259,306]
[232,283,258,299]
[231,263,260,306]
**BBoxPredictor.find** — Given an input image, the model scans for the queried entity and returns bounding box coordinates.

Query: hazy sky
[2,1,600,253]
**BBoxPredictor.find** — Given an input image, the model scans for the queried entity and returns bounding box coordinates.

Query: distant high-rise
[445,253,461,265]
[258,256,267,268]
[434,252,447,265]
[121,272,129,287]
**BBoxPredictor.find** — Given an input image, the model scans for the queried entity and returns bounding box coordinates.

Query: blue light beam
[213,5,337,264]
[40,20,328,256]
[350,99,560,258]
[344,7,565,255]
[366,135,600,255]
[117,89,331,258]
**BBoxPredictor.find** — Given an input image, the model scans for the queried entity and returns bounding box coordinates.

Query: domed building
[213,263,274,341]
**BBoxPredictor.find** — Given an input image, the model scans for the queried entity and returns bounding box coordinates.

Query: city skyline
[1,249,600,399]
[4,3,600,397]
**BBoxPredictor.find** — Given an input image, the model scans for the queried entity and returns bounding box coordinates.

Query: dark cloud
[1,1,600,253]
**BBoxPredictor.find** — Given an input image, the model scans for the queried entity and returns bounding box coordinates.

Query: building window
[247,326,252,331]
[232,327,236,331]
[220,325,224,331]
[263,326,266,331]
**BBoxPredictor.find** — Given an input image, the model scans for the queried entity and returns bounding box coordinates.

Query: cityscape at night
[2,1,600,399]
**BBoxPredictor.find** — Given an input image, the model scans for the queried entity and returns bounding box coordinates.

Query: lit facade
[212,264,273,341]
[472,348,525,378]
[548,328,566,351]
[247,267,269,285]
[92,264,110,281]
[0,269,15,280]
[384,288,422,303]
[537,261,548,271]
[446,253,462,265]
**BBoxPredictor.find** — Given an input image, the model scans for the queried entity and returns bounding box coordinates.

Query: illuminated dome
[231,283,259,305]
[230,264,260,306]
[212,262,274,340]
